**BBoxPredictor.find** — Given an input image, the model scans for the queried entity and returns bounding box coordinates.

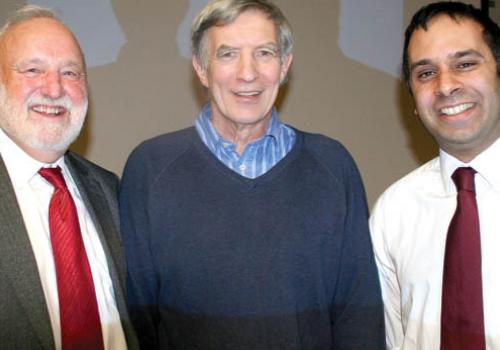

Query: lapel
[65,153,138,348]
[0,156,54,349]
[64,152,126,291]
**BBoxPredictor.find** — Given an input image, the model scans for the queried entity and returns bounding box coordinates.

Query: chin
[29,127,82,154]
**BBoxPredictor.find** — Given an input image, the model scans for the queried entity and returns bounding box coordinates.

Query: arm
[119,150,161,349]
[330,157,385,349]
[370,195,404,350]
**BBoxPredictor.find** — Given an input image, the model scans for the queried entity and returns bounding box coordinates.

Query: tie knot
[451,167,476,193]
[39,166,67,190]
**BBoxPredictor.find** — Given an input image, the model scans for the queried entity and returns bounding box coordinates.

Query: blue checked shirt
[195,104,296,179]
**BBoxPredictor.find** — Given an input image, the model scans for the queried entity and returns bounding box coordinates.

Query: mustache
[26,94,73,110]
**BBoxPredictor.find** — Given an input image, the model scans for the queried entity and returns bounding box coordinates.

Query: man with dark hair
[0,5,138,350]
[370,1,500,349]
[120,0,384,349]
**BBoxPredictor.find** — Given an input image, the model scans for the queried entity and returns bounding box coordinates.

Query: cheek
[7,80,38,104]
[413,88,434,111]
[262,65,284,87]
[64,82,87,106]
[209,68,233,90]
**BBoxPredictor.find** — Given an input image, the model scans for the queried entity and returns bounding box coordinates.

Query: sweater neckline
[190,126,304,189]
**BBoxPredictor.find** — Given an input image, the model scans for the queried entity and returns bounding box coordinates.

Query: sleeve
[119,149,161,349]
[330,155,386,349]
[370,193,404,350]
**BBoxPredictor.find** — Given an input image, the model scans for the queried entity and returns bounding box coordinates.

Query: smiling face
[408,15,500,162]
[0,17,87,163]
[192,9,292,142]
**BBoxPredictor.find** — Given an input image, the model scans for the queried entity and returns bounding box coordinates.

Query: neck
[25,147,65,164]
[213,119,270,155]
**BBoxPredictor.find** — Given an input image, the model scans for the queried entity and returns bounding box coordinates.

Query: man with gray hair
[0,6,138,349]
[120,0,384,348]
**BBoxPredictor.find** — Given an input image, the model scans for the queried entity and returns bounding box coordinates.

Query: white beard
[0,82,87,154]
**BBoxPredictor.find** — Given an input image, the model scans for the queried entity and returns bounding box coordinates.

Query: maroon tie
[441,167,485,350]
[39,167,104,350]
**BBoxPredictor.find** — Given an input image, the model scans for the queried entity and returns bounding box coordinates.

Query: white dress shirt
[0,129,127,350]
[370,138,500,350]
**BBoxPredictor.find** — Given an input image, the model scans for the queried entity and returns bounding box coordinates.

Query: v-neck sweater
[120,127,384,349]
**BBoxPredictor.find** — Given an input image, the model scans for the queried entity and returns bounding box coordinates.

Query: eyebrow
[216,42,279,53]
[453,49,484,60]
[13,58,45,69]
[410,59,432,74]
[410,49,485,73]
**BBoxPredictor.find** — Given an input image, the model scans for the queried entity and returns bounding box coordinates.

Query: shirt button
[239,164,246,171]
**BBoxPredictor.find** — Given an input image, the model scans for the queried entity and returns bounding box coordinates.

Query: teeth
[237,91,259,96]
[440,103,473,115]
[32,105,64,115]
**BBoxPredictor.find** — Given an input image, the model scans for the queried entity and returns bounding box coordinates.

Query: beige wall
[489,0,500,23]
[0,0,481,206]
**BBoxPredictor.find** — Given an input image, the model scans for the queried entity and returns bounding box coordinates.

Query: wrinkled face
[0,17,87,162]
[408,15,500,161]
[193,9,292,139]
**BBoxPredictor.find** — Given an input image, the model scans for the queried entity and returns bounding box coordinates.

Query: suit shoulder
[66,151,118,185]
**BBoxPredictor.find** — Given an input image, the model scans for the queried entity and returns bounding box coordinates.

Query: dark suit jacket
[0,151,139,349]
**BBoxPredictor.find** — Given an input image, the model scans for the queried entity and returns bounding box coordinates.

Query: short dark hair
[402,1,500,90]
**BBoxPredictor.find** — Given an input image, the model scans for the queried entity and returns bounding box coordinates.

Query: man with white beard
[0,6,138,350]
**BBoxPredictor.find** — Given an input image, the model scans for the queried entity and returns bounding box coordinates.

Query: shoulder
[66,151,118,187]
[375,157,440,206]
[299,129,351,157]
[121,127,197,185]
[295,128,360,178]
[370,156,441,223]
[126,127,195,165]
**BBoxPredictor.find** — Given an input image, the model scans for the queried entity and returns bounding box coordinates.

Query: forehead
[206,9,278,48]
[408,15,489,62]
[0,17,84,67]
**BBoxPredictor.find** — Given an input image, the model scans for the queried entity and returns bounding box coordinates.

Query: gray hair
[0,5,59,39]
[191,0,293,69]
[0,5,86,73]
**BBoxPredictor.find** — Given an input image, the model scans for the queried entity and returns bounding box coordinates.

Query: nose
[237,54,258,82]
[435,70,461,97]
[40,71,63,99]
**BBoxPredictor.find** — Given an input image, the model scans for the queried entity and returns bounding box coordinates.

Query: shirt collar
[0,128,66,190]
[440,137,500,193]
[195,103,280,150]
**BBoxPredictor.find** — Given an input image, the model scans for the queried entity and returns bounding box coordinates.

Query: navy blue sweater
[120,127,384,349]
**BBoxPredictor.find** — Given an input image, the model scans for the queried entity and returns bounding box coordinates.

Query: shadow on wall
[82,1,201,173]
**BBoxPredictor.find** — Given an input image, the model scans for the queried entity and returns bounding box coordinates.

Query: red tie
[441,167,485,350]
[39,167,104,350]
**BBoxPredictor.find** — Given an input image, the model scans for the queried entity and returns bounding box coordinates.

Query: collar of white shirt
[440,137,500,194]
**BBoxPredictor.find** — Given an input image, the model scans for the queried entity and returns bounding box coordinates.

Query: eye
[61,69,83,80]
[19,67,44,77]
[258,50,273,56]
[217,50,237,61]
[414,68,436,82]
[256,48,278,59]
[456,61,477,70]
